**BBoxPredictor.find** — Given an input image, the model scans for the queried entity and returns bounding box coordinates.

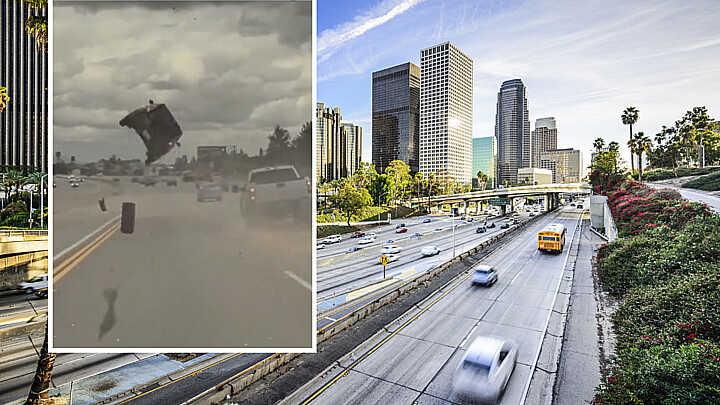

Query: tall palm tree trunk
[629,124,635,174]
[25,324,56,405]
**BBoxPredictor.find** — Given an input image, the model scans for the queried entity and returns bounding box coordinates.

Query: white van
[18,274,48,293]
[323,235,342,244]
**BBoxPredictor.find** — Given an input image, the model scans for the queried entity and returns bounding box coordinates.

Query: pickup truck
[241,165,311,225]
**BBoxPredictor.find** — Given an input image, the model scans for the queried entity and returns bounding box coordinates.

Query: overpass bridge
[409,183,592,215]
[0,230,48,290]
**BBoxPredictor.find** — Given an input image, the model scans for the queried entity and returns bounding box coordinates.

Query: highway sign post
[380,254,389,278]
[489,198,511,206]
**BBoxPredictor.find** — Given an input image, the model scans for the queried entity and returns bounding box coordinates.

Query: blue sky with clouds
[318,0,720,167]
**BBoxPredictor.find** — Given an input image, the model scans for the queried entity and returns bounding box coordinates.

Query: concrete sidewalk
[554,218,603,404]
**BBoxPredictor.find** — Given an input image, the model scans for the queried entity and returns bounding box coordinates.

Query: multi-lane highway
[286,204,583,405]
[52,175,313,349]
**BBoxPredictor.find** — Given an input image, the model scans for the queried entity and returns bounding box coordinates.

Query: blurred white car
[358,236,376,245]
[316,243,325,249]
[365,232,377,238]
[323,235,342,244]
[421,246,440,256]
[18,274,48,294]
[381,245,402,254]
[453,336,518,402]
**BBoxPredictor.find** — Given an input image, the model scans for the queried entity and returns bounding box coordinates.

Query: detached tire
[121,202,136,234]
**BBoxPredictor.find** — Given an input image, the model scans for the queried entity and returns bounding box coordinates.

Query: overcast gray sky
[54,1,311,164]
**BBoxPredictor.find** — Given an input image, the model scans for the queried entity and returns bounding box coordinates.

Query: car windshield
[29,276,44,282]
[250,168,299,184]
[475,269,489,275]
[462,361,490,377]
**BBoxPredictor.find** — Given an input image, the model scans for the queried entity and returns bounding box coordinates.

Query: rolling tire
[121,202,136,234]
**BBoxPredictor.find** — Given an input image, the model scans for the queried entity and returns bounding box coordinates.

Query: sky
[317,0,720,168]
[54,1,311,164]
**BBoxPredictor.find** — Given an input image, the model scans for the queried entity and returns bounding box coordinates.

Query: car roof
[465,336,504,367]
[474,265,493,272]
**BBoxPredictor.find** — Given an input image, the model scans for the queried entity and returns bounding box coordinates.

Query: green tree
[385,160,411,205]
[593,137,605,153]
[622,107,640,173]
[632,132,652,182]
[368,174,394,207]
[336,185,372,226]
[351,162,377,189]
[291,121,312,158]
[476,170,489,191]
[266,126,291,159]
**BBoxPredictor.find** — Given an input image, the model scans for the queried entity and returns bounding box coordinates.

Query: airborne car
[119,101,183,165]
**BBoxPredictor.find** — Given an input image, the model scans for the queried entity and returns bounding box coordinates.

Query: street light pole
[452,210,456,257]
[40,174,48,229]
[378,191,389,222]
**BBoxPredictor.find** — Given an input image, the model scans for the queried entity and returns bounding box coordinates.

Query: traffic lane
[0,292,47,320]
[53,180,200,253]
[647,182,720,212]
[53,192,312,349]
[317,222,512,297]
[297,208,579,404]
[121,353,271,405]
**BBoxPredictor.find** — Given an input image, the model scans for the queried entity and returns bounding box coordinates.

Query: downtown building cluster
[1,0,48,172]
[318,41,583,187]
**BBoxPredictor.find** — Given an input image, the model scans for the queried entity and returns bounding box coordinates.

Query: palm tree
[24,0,48,51]
[635,132,652,181]
[476,170,489,191]
[593,137,605,153]
[622,107,640,173]
[0,86,9,112]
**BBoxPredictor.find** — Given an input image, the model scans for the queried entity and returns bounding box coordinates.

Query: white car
[365,232,377,238]
[358,236,376,245]
[421,246,440,256]
[381,245,402,254]
[316,243,325,249]
[18,274,48,294]
[453,336,518,402]
[323,235,342,244]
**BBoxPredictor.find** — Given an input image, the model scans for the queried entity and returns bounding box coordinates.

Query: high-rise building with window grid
[540,148,584,183]
[419,42,473,184]
[531,117,557,168]
[341,122,362,177]
[1,0,48,172]
[316,103,362,182]
[372,62,420,175]
[472,136,496,189]
[495,79,530,186]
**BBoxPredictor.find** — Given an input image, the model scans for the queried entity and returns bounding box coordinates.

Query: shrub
[593,342,720,405]
[4,212,30,228]
[1,201,28,220]
[683,170,720,191]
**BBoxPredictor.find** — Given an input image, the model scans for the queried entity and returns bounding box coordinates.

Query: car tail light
[305,177,311,193]
[249,184,256,200]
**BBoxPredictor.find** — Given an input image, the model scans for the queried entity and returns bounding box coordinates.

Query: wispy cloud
[318,0,426,63]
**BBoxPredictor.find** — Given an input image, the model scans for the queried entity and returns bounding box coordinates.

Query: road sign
[489,198,511,206]
[379,254,389,266]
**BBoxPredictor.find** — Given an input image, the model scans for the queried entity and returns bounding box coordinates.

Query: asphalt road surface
[288,205,582,405]
[53,176,313,349]
[647,181,720,212]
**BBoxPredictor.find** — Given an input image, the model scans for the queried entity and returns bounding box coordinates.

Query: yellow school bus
[538,223,566,254]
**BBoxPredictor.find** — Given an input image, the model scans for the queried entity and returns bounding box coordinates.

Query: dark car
[513,218,519,224]
[505,214,511,219]
[34,288,48,299]
[467,217,474,222]
[351,231,366,238]
[119,101,183,165]
[396,223,406,229]
[487,223,496,229]
[577,204,584,209]
[476,227,487,233]
[423,218,431,223]
[529,212,535,217]
[411,233,421,238]
[500,223,510,229]
[346,247,362,254]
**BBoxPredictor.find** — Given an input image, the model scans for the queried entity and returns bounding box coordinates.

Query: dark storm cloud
[54,1,311,162]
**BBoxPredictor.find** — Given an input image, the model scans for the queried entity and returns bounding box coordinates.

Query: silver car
[197,183,223,202]
[454,336,518,402]
[472,265,498,286]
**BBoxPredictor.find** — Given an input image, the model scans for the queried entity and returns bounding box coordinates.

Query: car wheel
[24,288,33,294]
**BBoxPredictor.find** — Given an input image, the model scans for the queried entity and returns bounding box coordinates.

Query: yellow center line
[54,222,120,282]
[115,353,244,405]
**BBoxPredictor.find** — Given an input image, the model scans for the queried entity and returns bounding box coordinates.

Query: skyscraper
[472,137,496,189]
[1,1,48,171]
[341,122,362,177]
[495,79,530,186]
[372,62,420,174]
[540,148,584,183]
[419,42,473,184]
[531,117,557,168]
[316,103,362,182]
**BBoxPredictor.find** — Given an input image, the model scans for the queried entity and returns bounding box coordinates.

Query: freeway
[53,175,313,349]
[286,205,583,405]
[0,291,47,326]
[317,209,539,301]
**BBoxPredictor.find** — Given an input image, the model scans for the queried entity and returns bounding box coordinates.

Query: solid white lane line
[284,271,312,290]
